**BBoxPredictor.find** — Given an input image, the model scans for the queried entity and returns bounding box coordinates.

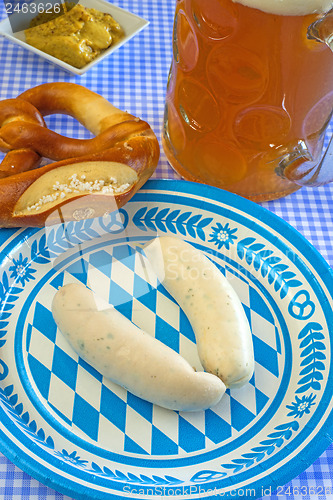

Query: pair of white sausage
[52,237,254,411]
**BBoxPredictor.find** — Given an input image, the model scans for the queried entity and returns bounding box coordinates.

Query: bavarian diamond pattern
[26,243,282,456]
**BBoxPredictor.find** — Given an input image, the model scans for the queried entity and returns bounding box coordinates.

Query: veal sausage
[52,283,226,411]
[144,237,254,388]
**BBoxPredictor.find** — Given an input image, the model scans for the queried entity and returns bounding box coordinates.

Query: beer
[163,0,333,201]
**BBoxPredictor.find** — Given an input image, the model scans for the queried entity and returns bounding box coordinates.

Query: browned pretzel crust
[0,83,160,228]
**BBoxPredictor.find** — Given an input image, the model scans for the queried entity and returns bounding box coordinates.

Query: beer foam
[233,0,333,15]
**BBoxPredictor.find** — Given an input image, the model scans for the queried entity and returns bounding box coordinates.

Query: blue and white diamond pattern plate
[0,179,332,500]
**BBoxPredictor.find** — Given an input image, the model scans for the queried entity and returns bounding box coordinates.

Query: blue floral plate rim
[0,179,332,500]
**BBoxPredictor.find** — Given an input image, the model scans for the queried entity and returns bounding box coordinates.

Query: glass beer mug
[162,0,333,201]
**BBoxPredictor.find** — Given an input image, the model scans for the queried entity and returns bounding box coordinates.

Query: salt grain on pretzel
[0,83,160,227]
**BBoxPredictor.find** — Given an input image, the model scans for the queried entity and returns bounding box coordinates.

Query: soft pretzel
[0,98,45,177]
[0,149,42,179]
[0,83,160,228]
[19,82,132,135]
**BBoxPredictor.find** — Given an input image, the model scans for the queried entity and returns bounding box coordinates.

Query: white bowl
[0,0,149,75]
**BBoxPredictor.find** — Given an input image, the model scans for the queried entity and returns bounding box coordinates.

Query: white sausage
[52,283,226,411]
[144,237,254,388]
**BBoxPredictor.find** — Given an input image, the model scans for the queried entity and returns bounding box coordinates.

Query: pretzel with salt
[0,83,160,228]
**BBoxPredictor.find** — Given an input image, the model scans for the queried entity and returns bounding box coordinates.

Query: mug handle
[314,132,333,184]
[280,11,333,186]
[280,130,333,187]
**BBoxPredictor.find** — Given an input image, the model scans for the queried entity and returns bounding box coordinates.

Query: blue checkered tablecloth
[0,0,332,498]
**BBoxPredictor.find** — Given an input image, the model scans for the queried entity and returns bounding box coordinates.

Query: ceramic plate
[0,0,148,75]
[0,179,332,499]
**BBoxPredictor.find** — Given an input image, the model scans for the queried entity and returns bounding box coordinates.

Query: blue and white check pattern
[0,0,332,497]
[26,244,280,456]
